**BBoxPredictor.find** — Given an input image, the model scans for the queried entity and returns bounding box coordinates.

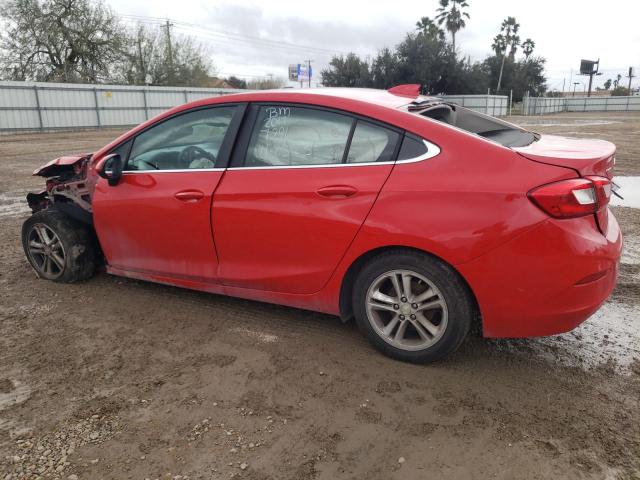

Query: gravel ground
[1,114,639,480]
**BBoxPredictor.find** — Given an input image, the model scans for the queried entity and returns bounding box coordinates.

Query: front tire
[353,250,474,363]
[22,209,96,283]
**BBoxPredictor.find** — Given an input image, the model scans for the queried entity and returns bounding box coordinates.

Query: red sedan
[22,85,622,362]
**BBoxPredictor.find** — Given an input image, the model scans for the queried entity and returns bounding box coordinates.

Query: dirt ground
[1,113,639,480]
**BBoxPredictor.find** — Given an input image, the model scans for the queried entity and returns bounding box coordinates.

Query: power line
[119,14,356,57]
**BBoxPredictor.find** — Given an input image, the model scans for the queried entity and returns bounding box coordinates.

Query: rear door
[93,104,245,281]
[212,103,402,294]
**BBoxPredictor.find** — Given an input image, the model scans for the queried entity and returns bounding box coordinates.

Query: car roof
[213,87,438,111]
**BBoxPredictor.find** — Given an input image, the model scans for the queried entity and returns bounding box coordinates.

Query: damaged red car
[22,85,622,362]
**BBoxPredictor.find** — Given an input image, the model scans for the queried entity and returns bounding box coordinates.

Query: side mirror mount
[98,154,123,186]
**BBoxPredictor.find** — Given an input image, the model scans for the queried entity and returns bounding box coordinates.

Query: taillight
[528,176,611,219]
[586,176,612,207]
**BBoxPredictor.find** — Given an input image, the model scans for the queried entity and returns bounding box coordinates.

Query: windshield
[410,101,537,148]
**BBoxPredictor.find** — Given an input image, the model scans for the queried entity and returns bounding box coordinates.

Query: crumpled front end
[27,154,95,225]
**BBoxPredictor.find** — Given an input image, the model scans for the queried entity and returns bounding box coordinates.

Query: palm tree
[613,74,622,89]
[492,34,507,56]
[416,16,445,40]
[522,38,535,60]
[496,16,520,92]
[435,0,470,54]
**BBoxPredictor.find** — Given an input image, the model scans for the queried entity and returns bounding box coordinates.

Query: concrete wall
[522,95,640,115]
[0,81,243,132]
[438,94,509,116]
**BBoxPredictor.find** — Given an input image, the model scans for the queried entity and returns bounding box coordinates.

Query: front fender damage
[27,154,94,225]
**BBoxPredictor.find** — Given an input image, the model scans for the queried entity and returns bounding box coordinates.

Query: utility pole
[569,69,573,91]
[627,67,636,94]
[305,59,312,88]
[164,19,174,86]
[580,59,601,97]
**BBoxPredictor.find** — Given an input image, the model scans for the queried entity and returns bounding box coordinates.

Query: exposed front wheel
[353,250,474,363]
[22,209,96,283]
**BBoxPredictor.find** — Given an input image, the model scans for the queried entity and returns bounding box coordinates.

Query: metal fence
[437,94,509,116]
[0,81,510,133]
[522,95,640,115]
[0,81,244,132]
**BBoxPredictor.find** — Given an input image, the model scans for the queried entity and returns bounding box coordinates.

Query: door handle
[316,185,358,198]
[174,190,205,202]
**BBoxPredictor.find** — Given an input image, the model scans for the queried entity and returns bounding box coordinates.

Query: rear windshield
[410,101,537,148]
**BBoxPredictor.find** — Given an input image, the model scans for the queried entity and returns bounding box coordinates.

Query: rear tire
[22,209,96,283]
[352,250,473,363]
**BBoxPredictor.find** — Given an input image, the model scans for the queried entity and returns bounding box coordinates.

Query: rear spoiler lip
[388,84,421,98]
[513,135,616,178]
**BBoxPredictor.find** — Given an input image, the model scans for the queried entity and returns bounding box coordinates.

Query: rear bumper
[458,211,622,338]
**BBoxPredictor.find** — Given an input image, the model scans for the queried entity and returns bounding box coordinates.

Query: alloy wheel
[365,269,448,351]
[26,223,66,280]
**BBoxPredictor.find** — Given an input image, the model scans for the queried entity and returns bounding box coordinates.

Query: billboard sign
[288,64,313,82]
[288,64,299,82]
[580,59,598,75]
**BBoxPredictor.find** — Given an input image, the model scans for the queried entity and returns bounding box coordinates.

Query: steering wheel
[179,146,216,168]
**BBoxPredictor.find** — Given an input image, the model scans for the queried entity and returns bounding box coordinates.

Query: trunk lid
[513,134,616,178]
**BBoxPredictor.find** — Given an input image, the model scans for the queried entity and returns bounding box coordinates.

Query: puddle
[0,193,30,217]
[494,300,639,373]
[611,177,640,209]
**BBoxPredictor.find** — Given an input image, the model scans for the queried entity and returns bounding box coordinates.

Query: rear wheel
[353,250,473,363]
[22,209,96,283]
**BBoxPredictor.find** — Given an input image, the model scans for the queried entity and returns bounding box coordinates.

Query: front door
[93,105,243,282]
[212,104,402,294]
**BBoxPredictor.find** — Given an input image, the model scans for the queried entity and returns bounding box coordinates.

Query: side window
[346,121,400,164]
[245,106,352,167]
[397,133,429,161]
[126,106,236,171]
[110,139,132,161]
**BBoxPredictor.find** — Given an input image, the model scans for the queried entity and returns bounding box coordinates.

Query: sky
[109,0,640,92]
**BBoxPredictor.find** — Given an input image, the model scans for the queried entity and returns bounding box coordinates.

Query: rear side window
[347,121,400,164]
[245,106,352,167]
[397,134,429,161]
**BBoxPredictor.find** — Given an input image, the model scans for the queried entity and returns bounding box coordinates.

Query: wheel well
[48,202,105,268]
[51,197,93,227]
[338,245,482,334]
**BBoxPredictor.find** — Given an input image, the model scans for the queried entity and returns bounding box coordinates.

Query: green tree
[435,0,470,54]
[492,34,507,56]
[496,16,520,92]
[603,78,612,90]
[394,29,454,92]
[370,48,400,88]
[613,74,622,89]
[0,0,126,82]
[321,14,545,102]
[416,16,445,40]
[522,38,535,60]
[320,53,372,87]
[611,85,630,96]
[120,23,213,87]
